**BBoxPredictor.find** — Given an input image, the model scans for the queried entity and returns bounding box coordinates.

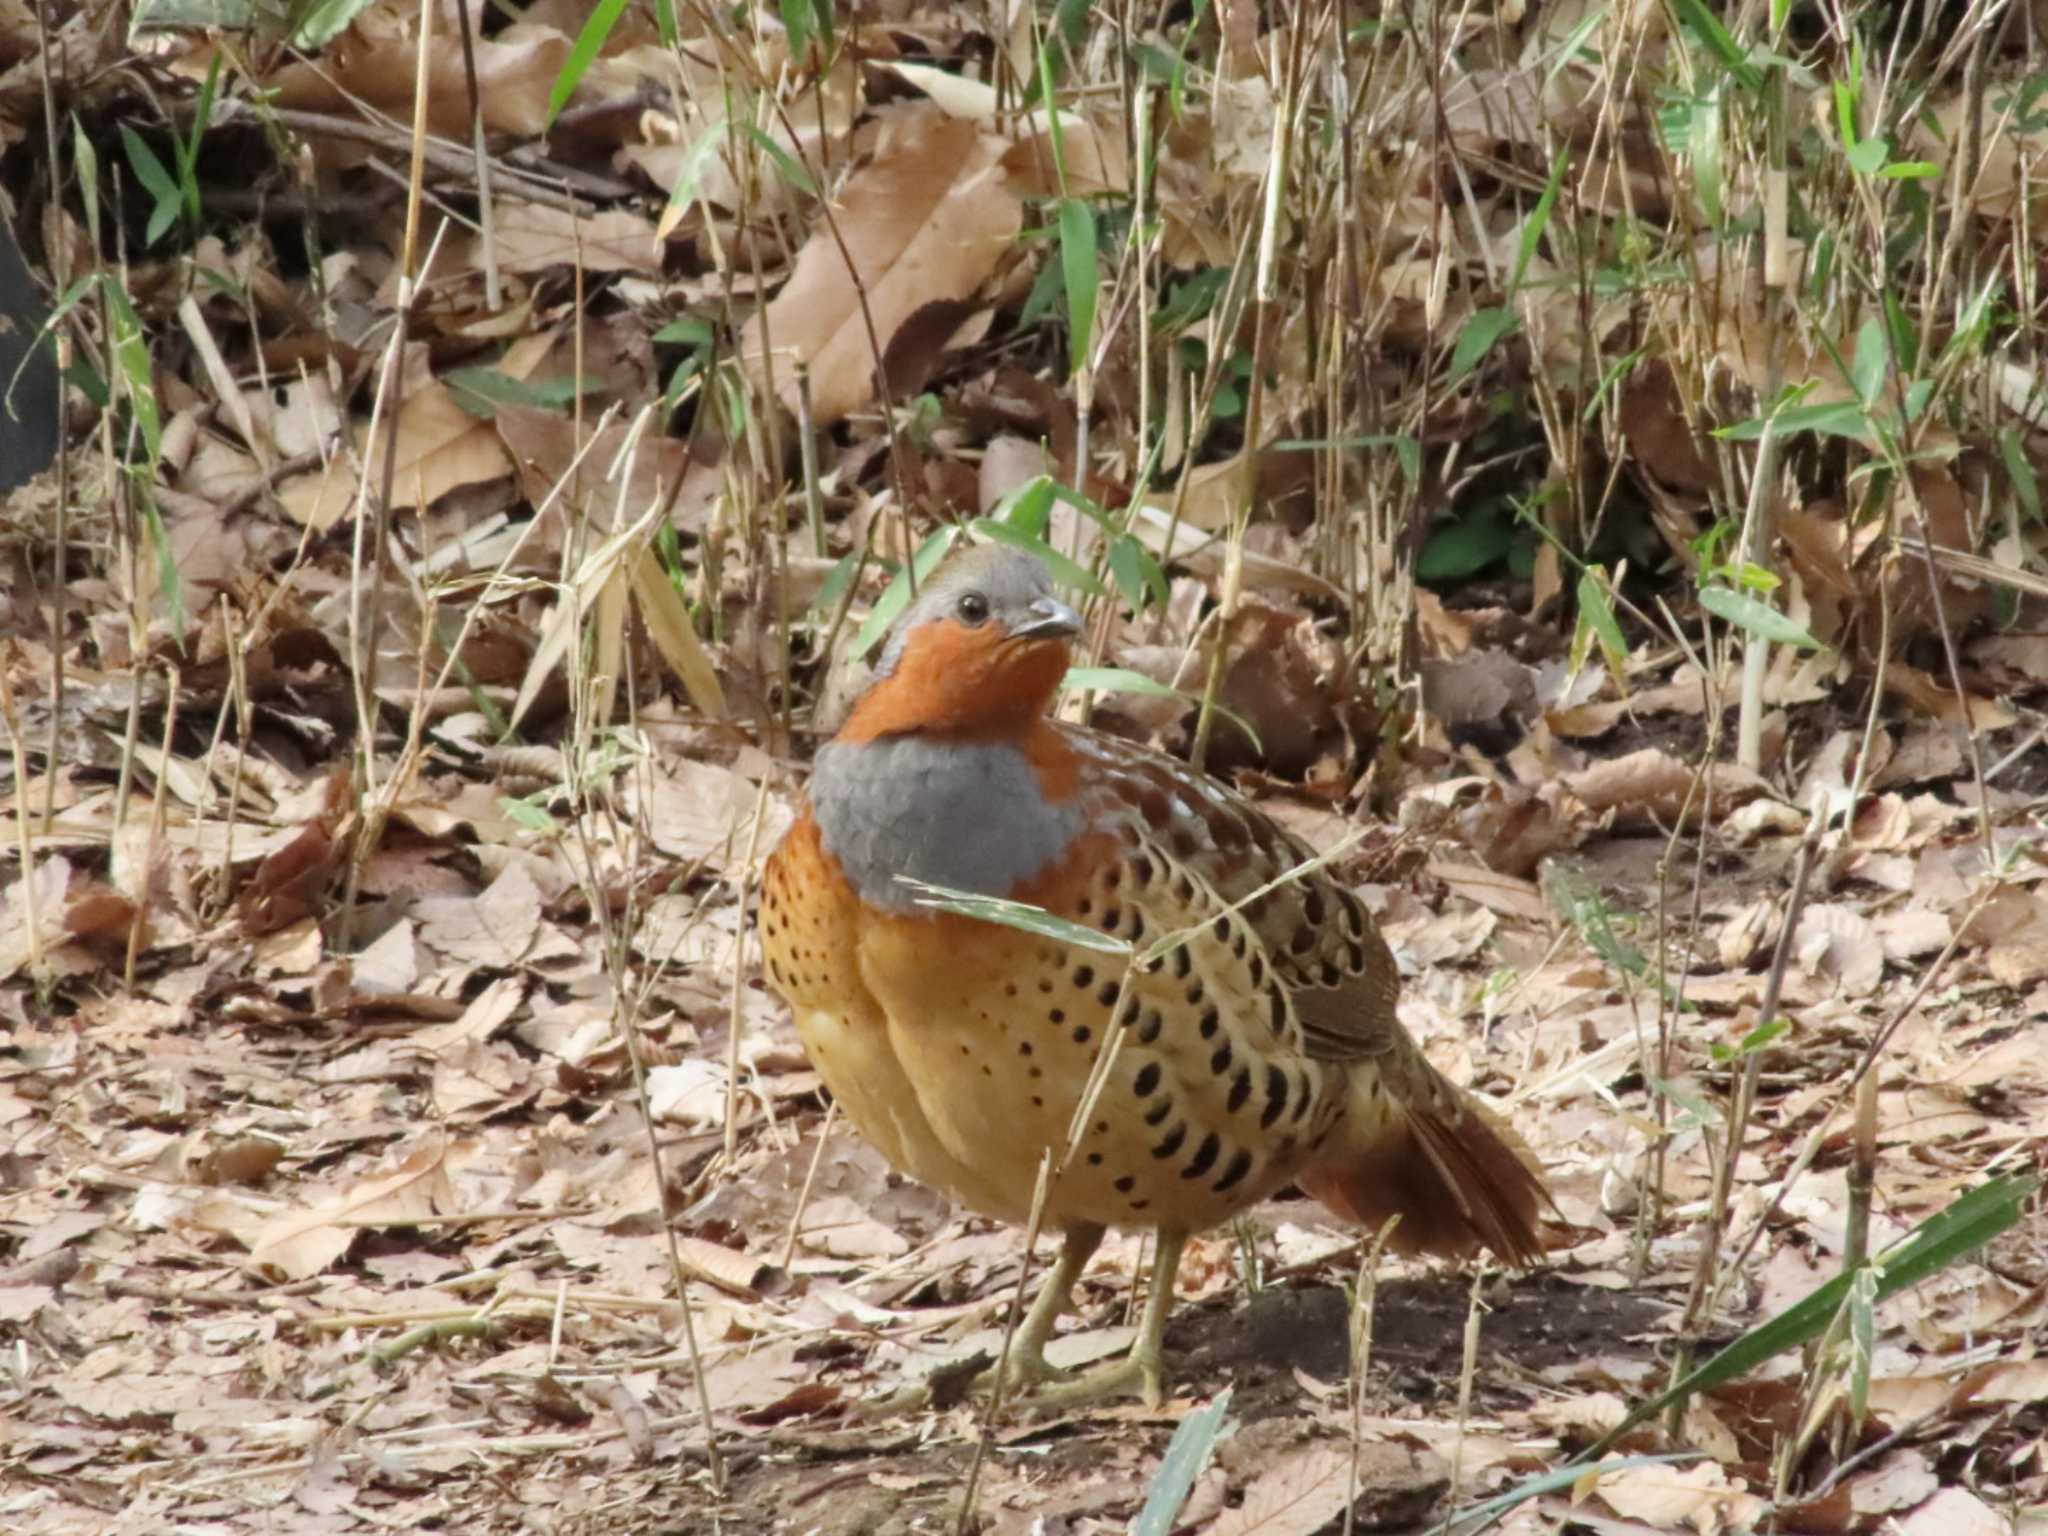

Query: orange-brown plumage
[760,544,1548,1407]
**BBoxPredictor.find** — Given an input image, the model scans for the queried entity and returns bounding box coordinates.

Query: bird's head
[834,544,1082,744]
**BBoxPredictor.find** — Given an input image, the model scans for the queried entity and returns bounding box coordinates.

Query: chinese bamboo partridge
[760,544,1548,1407]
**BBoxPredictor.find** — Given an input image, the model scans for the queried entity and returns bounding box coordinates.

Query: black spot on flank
[1131,854,1155,886]
[1303,890,1327,925]
[1152,1124,1187,1159]
[1072,1025,1092,1044]
[982,1065,992,1076]
[1291,1084,1313,1122]
[1198,1007,1221,1039]
[1318,961,1343,987]
[1137,1010,1164,1044]
[1262,1066,1289,1128]
[1004,982,1018,997]
[1073,964,1095,989]
[1105,868,1122,891]
[1144,1096,1174,1126]
[1173,874,1196,904]
[1134,1062,1162,1096]
[1171,947,1192,979]
[1210,1042,1233,1075]
[1185,979,1206,1006]
[1230,931,1248,961]
[1345,940,1369,973]
[1128,911,1147,942]
[1088,1152,1103,1166]
[1032,1095,1045,1107]
[1213,915,1231,942]
[1214,1149,1253,1193]
[1103,906,1122,932]
[1131,1198,1150,1211]
[1030,1067,1043,1079]
[1248,954,1265,987]
[1096,1119,1108,1134]
[1267,989,1287,1035]
[1039,979,1055,994]
[1182,1132,1221,1179]
[1050,1008,1066,1024]
[1288,926,1315,955]
[959,1044,971,1056]
[1337,888,1368,936]
[1227,1069,1252,1114]
[1097,982,1120,1007]
[1120,994,1144,1024]
[1078,897,1093,917]
[1115,1175,1136,1193]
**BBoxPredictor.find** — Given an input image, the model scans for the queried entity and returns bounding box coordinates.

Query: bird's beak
[1009,595,1083,642]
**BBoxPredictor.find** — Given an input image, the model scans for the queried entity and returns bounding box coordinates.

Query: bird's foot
[1010,1347,1166,1412]
[859,1342,1164,1418]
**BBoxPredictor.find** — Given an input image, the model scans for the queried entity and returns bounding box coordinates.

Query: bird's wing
[1058,726,1416,1068]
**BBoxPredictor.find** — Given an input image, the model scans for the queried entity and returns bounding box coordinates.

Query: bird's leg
[987,1221,1105,1390]
[859,1223,1104,1416]
[1028,1227,1187,1411]
[1123,1227,1187,1407]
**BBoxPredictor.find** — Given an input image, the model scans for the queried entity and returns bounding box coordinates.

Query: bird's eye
[955,591,990,625]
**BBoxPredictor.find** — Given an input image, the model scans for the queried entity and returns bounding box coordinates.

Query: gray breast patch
[810,737,1086,913]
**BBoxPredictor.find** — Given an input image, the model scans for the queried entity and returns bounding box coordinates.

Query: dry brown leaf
[740,104,1023,424]
[269,23,569,146]
[1205,1443,1363,1536]
[1588,1457,1766,1534]
[460,203,664,278]
[1959,887,2048,986]
[626,757,789,874]
[279,352,515,529]
[1793,902,1886,997]
[1565,749,1770,828]
[248,1134,465,1280]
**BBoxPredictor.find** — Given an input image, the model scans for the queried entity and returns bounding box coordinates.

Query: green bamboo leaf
[1508,148,1568,294]
[1059,197,1099,377]
[102,278,162,465]
[1668,0,1762,88]
[898,879,1132,955]
[967,518,1106,596]
[1450,307,1518,381]
[546,0,629,130]
[1131,1388,1233,1536]
[851,528,961,660]
[1106,535,1169,610]
[1580,1173,2037,1464]
[659,117,731,228]
[735,123,819,197]
[1575,566,1628,683]
[1061,667,1262,754]
[1432,1454,1701,1535]
[1698,586,1821,650]
[138,490,185,637]
[289,0,379,49]
[119,128,181,248]
[1718,398,1874,441]
[983,474,1057,540]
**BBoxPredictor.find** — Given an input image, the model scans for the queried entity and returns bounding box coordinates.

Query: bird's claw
[859,1345,1164,1418]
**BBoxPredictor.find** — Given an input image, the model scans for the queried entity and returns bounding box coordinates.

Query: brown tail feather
[1297,1074,1549,1266]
